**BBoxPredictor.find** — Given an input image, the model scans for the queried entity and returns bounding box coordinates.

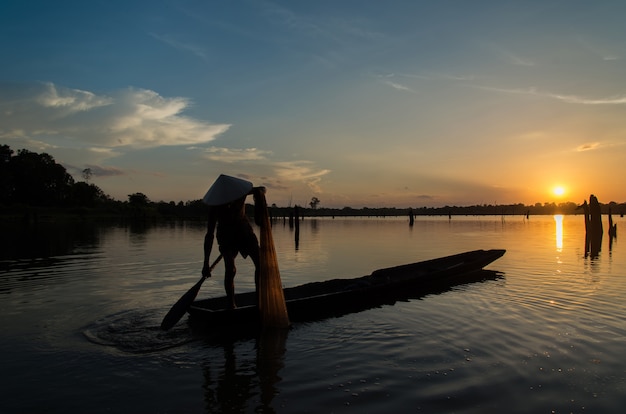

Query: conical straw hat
[202,174,253,206]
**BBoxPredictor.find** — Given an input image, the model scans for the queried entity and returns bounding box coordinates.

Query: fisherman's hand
[202,263,212,278]
[251,186,266,196]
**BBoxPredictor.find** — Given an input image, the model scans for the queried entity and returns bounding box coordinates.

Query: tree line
[0,144,207,218]
[1,145,107,208]
[2,144,624,220]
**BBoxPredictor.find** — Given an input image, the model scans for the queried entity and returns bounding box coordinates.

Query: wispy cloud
[260,1,383,43]
[200,146,272,163]
[479,85,626,105]
[482,42,535,67]
[573,141,625,153]
[274,160,330,181]
[0,81,333,197]
[382,80,415,92]
[0,82,230,149]
[273,160,331,193]
[577,36,622,62]
[576,142,601,152]
[195,145,331,193]
[149,32,209,62]
[415,194,435,201]
[375,70,475,86]
[261,1,326,38]
[37,82,112,113]
[553,93,626,105]
[506,53,534,67]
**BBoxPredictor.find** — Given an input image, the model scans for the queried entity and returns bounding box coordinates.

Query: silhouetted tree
[9,149,75,206]
[71,181,107,207]
[128,192,150,206]
[82,168,93,183]
[309,197,320,209]
[126,192,154,219]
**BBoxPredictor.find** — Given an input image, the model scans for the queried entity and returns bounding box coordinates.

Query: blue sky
[2,0,625,207]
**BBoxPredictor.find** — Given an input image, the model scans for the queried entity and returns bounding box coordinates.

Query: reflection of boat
[189,249,506,328]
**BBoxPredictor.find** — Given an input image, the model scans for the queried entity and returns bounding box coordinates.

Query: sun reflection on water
[554,214,563,251]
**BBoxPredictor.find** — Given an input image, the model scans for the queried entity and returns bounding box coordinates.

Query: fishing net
[254,189,290,328]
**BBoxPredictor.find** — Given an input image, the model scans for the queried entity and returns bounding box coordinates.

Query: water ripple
[82,309,196,354]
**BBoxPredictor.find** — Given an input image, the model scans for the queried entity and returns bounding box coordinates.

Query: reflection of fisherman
[202,175,264,309]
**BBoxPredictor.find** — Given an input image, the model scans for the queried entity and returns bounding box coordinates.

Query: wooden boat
[188,249,505,329]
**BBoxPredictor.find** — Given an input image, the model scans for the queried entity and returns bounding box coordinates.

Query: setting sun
[553,186,566,197]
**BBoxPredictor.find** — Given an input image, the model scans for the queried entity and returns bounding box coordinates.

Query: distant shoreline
[2,201,624,223]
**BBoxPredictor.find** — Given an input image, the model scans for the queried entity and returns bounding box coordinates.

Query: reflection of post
[256,329,288,411]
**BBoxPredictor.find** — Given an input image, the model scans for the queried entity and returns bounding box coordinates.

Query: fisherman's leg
[223,253,237,309]
[249,248,260,291]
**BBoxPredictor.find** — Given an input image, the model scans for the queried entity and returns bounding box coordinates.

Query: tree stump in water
[583,194,603,258]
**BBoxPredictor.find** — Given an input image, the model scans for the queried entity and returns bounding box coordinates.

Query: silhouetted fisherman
[202,174,264,309]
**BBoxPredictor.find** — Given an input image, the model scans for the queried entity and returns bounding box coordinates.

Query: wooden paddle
[160,255,222,330]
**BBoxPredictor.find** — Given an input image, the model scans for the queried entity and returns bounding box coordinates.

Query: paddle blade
[160,277,205,330]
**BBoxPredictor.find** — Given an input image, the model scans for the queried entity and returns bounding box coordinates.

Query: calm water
[1,214,625,413]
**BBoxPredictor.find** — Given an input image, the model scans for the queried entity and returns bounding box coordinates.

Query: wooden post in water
[294,205,300,250]
[584,194,603,258]
[608,208,617,238]
[608,208,617,251]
